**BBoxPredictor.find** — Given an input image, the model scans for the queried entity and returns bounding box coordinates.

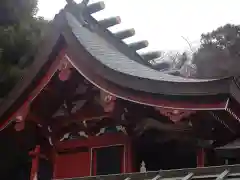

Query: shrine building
[0,1,240,179]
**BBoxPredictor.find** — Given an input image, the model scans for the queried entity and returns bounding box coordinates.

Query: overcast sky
[37,0,240,52]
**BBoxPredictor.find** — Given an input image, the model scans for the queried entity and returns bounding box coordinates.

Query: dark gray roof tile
[66,13,228,83]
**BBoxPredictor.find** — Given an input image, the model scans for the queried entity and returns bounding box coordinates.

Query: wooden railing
[56,164,240,180]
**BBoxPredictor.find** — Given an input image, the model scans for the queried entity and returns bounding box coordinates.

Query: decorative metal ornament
[96,127,106,136]
[60,133,70,141]
[116,125,128,135]
[48,137,53,146]
[96,125,127,136]
[104,94,113,103]
[60,131,89,141]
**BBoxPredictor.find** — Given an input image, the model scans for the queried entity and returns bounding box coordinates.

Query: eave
[62,12,230,110]
[0,2,240,133]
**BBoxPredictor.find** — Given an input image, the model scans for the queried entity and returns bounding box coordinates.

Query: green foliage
[193,24,240,78]
[0,0,38,25]
[0,0,48,97]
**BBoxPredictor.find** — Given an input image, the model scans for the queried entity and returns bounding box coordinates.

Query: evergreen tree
[0,0,48,97]
[193,24,240,78]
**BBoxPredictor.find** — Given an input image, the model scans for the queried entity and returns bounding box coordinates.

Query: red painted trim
[121,146,124,173]
[65,54,227,110]
[52,149,57,178]
[0,49,66,130]
[126,140,133,173]
[54,133,132,178]
[29,145,41,180]
[197,148,205,167]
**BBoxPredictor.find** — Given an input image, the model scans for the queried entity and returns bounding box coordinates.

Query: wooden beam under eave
[51,103,109,129]
[140,51,162,61]
[98,16,121,28]
[128,40,149,51]
[114,28,135,39]
[87,1,105,14]
[51,113,110,135]
[54,112,110,126]
[54,117,126,140]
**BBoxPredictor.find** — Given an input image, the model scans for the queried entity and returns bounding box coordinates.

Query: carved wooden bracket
[156,107,195,123]
[59,131,89,141]
[100,91,116,112]
[95,125,127,136]
[14,103,30,131]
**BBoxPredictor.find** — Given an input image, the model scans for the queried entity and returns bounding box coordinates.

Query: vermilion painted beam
[51,103,109,129]
[55,133,129,150]
[197,148,205,167]
[29,145,41,180]
[51,117,127,143]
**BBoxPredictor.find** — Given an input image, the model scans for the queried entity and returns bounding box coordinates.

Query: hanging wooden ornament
[100,91,116,112]
[156,107,195,123]
[58,56,73,81]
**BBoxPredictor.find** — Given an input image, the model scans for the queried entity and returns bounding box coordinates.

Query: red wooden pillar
[29,145,41,180]
[197,148,205,167]
[126,140,133,173]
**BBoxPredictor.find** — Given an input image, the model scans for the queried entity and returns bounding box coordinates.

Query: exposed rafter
[140,51,162,62]
[86,1,105,14]
[114,28,135,40]
[135,118,192,135]
[98,16,121,28]
[128,40,149,51]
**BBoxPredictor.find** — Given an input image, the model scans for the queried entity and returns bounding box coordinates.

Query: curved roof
[67,13,221,83]
[0,1,239,124]
[64,12,231,96]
